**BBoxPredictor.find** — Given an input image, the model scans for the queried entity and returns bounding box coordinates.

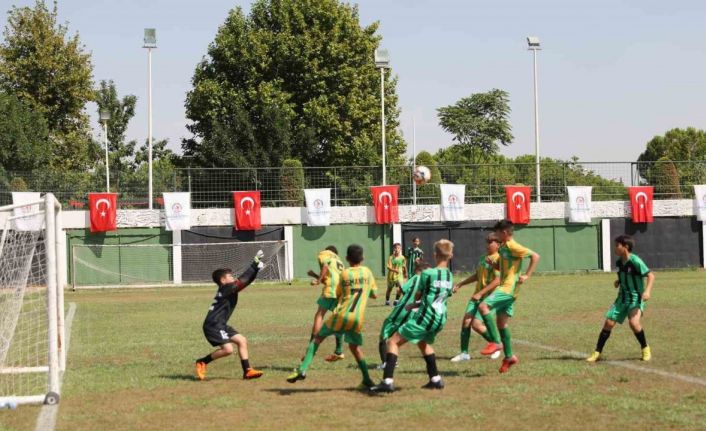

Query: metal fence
[1,160,704,208]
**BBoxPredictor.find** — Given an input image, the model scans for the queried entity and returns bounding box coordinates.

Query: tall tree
[0,91,51,171]
[437,89,513,164]
[637,128,706,188]
[95,80,137,189]
[0,0,95,169]
[184,0,405,169]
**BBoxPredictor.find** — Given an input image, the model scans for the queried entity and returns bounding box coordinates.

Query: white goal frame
[0,193,64,406]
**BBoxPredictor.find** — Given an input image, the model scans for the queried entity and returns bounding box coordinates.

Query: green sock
[482,313,500,344]
[300,341,320,373]
[357,359,372,385]
[460,327,471,354]
[479,328,493,343]
[500,327,513,358]
[334,334,344,355]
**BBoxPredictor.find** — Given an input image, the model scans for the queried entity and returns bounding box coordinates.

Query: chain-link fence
[1,161,705,208]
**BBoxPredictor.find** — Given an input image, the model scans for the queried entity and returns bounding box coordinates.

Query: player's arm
[472,276,500,302]
[642,271,655,301]
[453,273,478,293]
[235,250,264,292]
[307,269,319,279]
[518,251,540,284]
[311,264,329,286]
[387,256,397,273]
[403,257,408,278]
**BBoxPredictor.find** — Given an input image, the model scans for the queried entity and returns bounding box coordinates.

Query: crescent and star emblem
[511,191,525,210]
[240,196,255,215]
[95,198,111,217]
[635,192,648,209]
[379,191,392,210]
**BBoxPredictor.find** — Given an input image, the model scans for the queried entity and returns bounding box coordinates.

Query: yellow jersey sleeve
[508,241,532,258]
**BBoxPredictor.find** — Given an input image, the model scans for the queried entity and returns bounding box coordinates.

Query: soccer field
[2,271,706,430]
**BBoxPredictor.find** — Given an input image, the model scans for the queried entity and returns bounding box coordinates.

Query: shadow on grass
[535,355,585,361]
[264,387,344,396]
[159,374,234,381]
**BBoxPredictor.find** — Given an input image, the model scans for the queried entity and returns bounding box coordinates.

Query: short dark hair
[412,237,421,242]
[325,245,338,254]
[346,244,364,265]
[393,242,401,248]
[415,260,431,272]
[486,232,500,243]
[494,219,514,233]
[615,235,635,252]
[212,268,233,285]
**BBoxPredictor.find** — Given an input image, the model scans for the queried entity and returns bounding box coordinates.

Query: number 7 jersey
[325,266,378,334]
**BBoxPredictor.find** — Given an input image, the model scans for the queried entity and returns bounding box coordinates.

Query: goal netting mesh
[0,195,62,406]
[71,241,288,288]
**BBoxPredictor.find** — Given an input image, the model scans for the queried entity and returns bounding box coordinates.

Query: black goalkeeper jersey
[203,282,240,329]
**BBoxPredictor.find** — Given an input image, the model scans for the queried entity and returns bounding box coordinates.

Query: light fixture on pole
[143,28,157,209]
[527,36,541,202]
[99,108,111,192]
[375,48,390,185]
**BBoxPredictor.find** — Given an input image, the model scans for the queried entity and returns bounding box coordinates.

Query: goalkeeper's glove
[253,250,265,270]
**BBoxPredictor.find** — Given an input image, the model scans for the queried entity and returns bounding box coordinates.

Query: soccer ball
[413,166,432,185]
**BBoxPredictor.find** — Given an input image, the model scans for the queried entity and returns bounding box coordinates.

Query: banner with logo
[440,184,465,221]
[567,186,592,223]
[694,185,706,221]
[304,188,331,226]
[163,192,191,231]
[371,185,399,224]
[505,186,531,224]
[89,192,118,233]
[233,191,262,230]
[11,192,42,231]
[628,186,653,223]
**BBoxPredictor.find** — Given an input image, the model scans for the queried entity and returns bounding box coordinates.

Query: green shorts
[605,301,645,324]
[398,317,439,345]
[319,323,363,346]
[464,300,498,319]
[483,292,515,317]
[317,296,338,312]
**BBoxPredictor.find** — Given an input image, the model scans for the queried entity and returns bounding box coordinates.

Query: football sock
[596,329,612,353]
[240,359,250,372]
[460,327,471,354]
[383,353,398,379]
[334,334,344,355]
[634,329,647,349]
[357,359,372,384]
[423,354,439,379]
[479,328,493,343]
[385,289,391,302]
[300,340,320,372]
[395,291,401,301]
[482,312,501,344]
[197,354,213,364]
[378,339,387,363]
[500,327,513,358]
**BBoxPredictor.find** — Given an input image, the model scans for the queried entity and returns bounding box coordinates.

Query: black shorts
[203,324,238,347]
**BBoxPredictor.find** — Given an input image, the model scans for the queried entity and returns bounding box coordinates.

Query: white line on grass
[515,339,706,387]
[35,302,77,431]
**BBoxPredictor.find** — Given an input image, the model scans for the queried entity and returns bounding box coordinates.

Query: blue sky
[3,0,706,162]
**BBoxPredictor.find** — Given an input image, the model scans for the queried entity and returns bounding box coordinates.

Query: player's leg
[497,313,519,373]
[310,305,327,339]
[587,308,620,362]
[418,341,444,389]
[370,332,407,393]
[194,342,233,381]
[313,299,344,360]
[288,329,327,383]
[349,342,374,388]
[628,307,650,361]
[393,282,402,305]
[479,300,502,355]
[385,280,393,305]
[451,312,473,362]
[230,334,263,379]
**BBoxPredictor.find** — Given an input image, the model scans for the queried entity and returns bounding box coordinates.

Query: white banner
[163,192,191,231]
[11,192,42,231]
[695,185,706,221]
[440,184,465,221]
[305,188,331,226]
[567,186,592,223]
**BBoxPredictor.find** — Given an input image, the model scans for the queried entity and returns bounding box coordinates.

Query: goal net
[71,240,289,288]
[0,194,64,406]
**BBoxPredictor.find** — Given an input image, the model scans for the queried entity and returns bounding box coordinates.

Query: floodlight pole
[528,38,542,202]
[380,67,386,186]
[147,46,153,209]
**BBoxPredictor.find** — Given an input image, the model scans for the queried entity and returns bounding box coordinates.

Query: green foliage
[183,0,405,169]
[281,158,304,205]
[9,177,28,192]
[650,157,682,198]
[637,128,706,190]
[437,89,513,164]
[0,91,51,171]
[0,1,95,169]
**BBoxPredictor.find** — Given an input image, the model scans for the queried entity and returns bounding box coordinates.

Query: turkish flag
[371,185,399,224]
[233,191,261,230]
[505,186,531,224]
[88,193,117,232]
[629,186,654,223]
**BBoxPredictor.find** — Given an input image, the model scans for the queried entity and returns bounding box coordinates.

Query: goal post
[0,193,64,406]
[71,240,290,288]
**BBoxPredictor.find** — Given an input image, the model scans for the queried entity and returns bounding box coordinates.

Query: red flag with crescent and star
[233,191,261,230]
[628,186,653,223]
[88,193,117,232]
[505,186,531,224]
[371,185,399,224]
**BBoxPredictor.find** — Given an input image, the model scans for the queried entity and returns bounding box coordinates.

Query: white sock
[383,378,394,385]
[431,375,441,383]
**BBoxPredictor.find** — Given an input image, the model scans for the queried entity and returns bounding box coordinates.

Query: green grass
[2,271,706,430]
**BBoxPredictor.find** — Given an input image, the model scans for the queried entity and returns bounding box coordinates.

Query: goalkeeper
[194,250,265,381]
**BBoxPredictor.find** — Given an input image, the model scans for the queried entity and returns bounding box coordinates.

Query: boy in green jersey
[370,240,454,393]
[385,243,408,306]
[476,220,540,374]
[405,237,424,276]
[586,235,655,362]
[450,233,502,362]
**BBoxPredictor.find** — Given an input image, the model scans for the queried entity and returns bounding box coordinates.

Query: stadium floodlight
[143,29,156,209]
[375,48,390,185]
[100,109,111,192]
[527,36,541,202]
